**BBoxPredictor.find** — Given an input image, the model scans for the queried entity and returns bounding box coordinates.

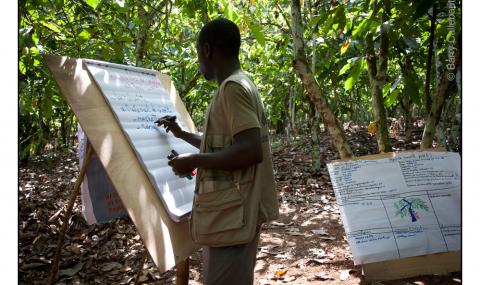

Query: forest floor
[19,124,461,284]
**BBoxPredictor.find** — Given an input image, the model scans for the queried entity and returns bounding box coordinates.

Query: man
[156,18,279,285]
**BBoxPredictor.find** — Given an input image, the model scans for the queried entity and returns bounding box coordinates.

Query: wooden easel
[47,145,93,284]
[46,144,190,285]
[44,54,197,284]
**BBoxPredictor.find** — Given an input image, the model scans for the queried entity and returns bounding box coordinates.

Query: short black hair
[197,18,241,58]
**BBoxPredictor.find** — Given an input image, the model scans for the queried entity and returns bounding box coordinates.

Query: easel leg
[47,146,93,285]
[175,257,189,285]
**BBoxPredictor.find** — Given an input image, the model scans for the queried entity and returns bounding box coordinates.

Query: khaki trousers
[202,225,262,285]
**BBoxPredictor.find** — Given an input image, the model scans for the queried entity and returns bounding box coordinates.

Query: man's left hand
[168,153,196,177]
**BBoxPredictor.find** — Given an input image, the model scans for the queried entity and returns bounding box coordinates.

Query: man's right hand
[155,115,184,138]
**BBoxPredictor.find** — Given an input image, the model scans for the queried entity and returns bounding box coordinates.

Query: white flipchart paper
[327,151,461,264]
[85,59,197,222]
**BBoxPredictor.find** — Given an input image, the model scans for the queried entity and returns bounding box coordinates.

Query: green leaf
[344,58,366,91]
[85,0,100,9]
[40,21,61,33]
[352,19,370,38]
[310,16,322,28]
[55,0,64,10]
[344,76,355,91]
[384,88,400,108]
[32,32,39,45]
[19,61,26,75]
[78,30,91,41]
[382,82,392,97]
[225,1,234,20]
[250,24,265,47]
[339,62,352,75]
[30,46,39,55]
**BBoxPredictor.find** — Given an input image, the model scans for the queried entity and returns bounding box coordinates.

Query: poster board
[84,59,198,222]
[77,125,127,224]
[327,150,461,280]
[44,54,198,273]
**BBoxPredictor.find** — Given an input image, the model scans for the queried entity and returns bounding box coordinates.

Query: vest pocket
[193,188,245,235]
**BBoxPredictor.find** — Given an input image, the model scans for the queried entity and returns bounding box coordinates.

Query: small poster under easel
[327,150,461,280]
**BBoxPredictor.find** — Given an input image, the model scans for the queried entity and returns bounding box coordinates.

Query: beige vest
[190,71,279,246]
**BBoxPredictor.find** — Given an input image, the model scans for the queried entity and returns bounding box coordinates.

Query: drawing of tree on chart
[327,151,461,265]
[395,198,429,222]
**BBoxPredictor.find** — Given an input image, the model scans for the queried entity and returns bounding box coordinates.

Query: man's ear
[203,43,211,59]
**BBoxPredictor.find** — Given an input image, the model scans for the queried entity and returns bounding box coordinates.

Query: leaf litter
[19,127,461,284]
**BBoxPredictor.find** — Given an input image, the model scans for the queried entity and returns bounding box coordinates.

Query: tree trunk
[403,106,413,143]
[365,30,392,152]
[202,0,209,23]
[289,84,296,137]
[366,34,392,152]
[424,3,436,112]
[290,0,352,159]
[421,71,452,149]
[395,45,416,144]
[135,1,148,67]
[421,34,461,149]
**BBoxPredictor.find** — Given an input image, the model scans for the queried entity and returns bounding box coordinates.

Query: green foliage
[19,0,462,160]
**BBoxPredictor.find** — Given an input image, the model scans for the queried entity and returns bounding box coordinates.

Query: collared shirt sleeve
[219,81,260,136]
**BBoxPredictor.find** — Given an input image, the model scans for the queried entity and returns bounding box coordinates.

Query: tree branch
[180,72,201,99]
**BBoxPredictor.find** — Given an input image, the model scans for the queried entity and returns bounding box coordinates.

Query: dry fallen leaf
[274,269,288,277]
[58,262,84,277]
[67,244,82,254]
[311,229,329,235]
[308,258,330,265]
[119,276,135,285]
[258,278,270,285]
[270,221,293,227]
[318,236,336,240]
[286,228,304,236]
[101,261,122,272]
[20,263,48,271]
[339,269,350,281]
[286,232,304,236]
[316,272,335,280]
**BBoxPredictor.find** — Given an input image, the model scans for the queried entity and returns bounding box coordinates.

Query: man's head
[196,18,241,82]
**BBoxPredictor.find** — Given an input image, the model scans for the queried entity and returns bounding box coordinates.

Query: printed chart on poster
[85,59,198,222]
[327,151,461,264]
